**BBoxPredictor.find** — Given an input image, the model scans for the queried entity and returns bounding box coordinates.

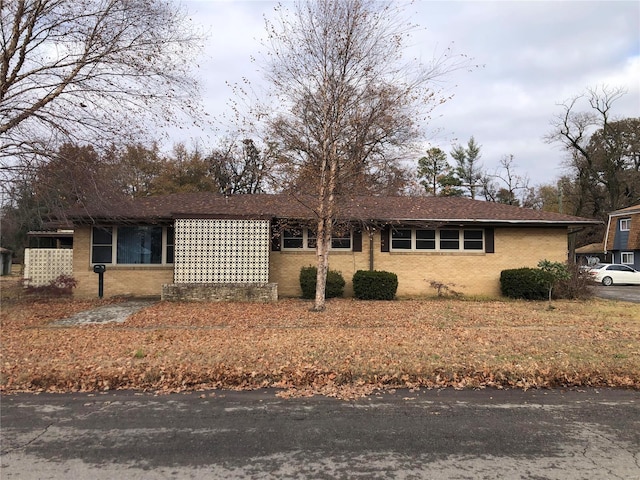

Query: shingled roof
[67,192,599,226]
[605,203,640,251]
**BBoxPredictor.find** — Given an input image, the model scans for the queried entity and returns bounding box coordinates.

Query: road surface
[1,388,639,479]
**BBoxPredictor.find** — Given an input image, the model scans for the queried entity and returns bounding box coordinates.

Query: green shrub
[353,270,398,300]
[299,266,345,299]
[500,268,548,300]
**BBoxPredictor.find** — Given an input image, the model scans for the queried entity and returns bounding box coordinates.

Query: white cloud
[176,0,640,186]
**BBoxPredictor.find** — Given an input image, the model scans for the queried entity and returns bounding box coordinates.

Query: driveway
[591,285,640,303]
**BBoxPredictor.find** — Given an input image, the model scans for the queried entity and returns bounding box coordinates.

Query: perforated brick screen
[174,219,270,284]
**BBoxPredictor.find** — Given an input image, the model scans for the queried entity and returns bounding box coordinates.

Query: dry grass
[1,276,639,398]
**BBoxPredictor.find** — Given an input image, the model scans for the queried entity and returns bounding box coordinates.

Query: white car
[588,263,640,286]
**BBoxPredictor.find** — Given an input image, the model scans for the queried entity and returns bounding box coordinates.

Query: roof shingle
[67,193,600,226]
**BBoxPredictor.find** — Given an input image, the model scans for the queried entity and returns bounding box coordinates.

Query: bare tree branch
[0,0,206,167]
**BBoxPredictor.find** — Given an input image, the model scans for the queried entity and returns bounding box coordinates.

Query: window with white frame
[391,228,484,251]
[281,227,352,250]
[620,218,631,231]
[621,252,634,264]
[91,226,174,264]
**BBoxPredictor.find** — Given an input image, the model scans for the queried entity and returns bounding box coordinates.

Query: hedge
[299,266,345,299]
[500,267,548,300]
[352,270,398,300]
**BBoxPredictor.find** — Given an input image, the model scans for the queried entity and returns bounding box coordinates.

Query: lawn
[1,277,639,398]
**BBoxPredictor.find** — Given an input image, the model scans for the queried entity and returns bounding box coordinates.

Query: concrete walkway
[53,300,157,326]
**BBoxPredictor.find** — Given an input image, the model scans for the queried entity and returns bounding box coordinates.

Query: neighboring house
[604,204,640,270]
[66,193,599,300]
[0,247,12,276]
[575,242,611,266]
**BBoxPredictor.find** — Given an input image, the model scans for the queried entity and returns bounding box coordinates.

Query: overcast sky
[178,0,640,187]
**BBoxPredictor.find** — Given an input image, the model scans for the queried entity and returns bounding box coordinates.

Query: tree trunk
[313,216,331,312]
[312,145,338,312]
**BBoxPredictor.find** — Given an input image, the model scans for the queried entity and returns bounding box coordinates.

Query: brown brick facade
[73,225,568,299]
[269,227,568,298]
[73,227,173,298]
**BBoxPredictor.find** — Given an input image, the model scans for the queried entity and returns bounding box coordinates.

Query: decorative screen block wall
[23,248,73,286]
[174,219,270,284]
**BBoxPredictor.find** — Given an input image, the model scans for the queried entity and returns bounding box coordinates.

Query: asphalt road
[591,284,640,303]
[2,388,639,479]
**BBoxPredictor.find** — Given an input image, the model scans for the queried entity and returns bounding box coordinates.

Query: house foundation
[161,283,278,302]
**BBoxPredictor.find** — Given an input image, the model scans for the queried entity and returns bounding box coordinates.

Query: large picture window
[91,226,174,264]
[390,228,485,252]
[117,226,162,264]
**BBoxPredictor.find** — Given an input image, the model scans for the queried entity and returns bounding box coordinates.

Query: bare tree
[546,85,637,218]
[255,0,467,311]
[208,138,272,194]
[481,155,529,206]
[0,0,204,175]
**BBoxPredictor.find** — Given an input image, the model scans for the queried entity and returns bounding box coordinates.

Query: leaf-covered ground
[2,281,639,398]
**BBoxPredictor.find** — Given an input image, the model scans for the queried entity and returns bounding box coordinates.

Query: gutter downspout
[369,230,374,271]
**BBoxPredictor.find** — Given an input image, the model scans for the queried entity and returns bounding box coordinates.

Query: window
[391,229,412,249]
[281,227,352,250]
[389,228,485,252]
[416,229,436,250]
[610,264,634,272]
[439,229,460,250]
[621,252,634,265]
[117,226,162,264]
[283,229,304,249]
[166,226,175,264]
[463,230,484,250]
[91,226,174,265]
[331,230,351,249]
[620,218,631,231]
[92,227,113,263]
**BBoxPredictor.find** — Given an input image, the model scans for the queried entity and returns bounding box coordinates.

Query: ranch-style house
[64,193,599,300]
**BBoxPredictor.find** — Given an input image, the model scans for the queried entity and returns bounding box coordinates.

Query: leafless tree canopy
[0,0,204,169]
[546,86,640,219]
[252,0,468,310]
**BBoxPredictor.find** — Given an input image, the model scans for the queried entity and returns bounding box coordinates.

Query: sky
[177,0,640,187]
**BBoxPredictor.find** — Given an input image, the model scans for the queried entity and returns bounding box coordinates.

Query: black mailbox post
[93,264,106,298]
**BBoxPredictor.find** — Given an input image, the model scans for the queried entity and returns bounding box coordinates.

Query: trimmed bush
[353,270,398,300]
[299,266,345,299]
[500,268,547,300]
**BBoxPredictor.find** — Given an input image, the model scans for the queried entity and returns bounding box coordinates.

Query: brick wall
[74,225,568,299]
[271,227,568,298]
[73,226,173,298]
